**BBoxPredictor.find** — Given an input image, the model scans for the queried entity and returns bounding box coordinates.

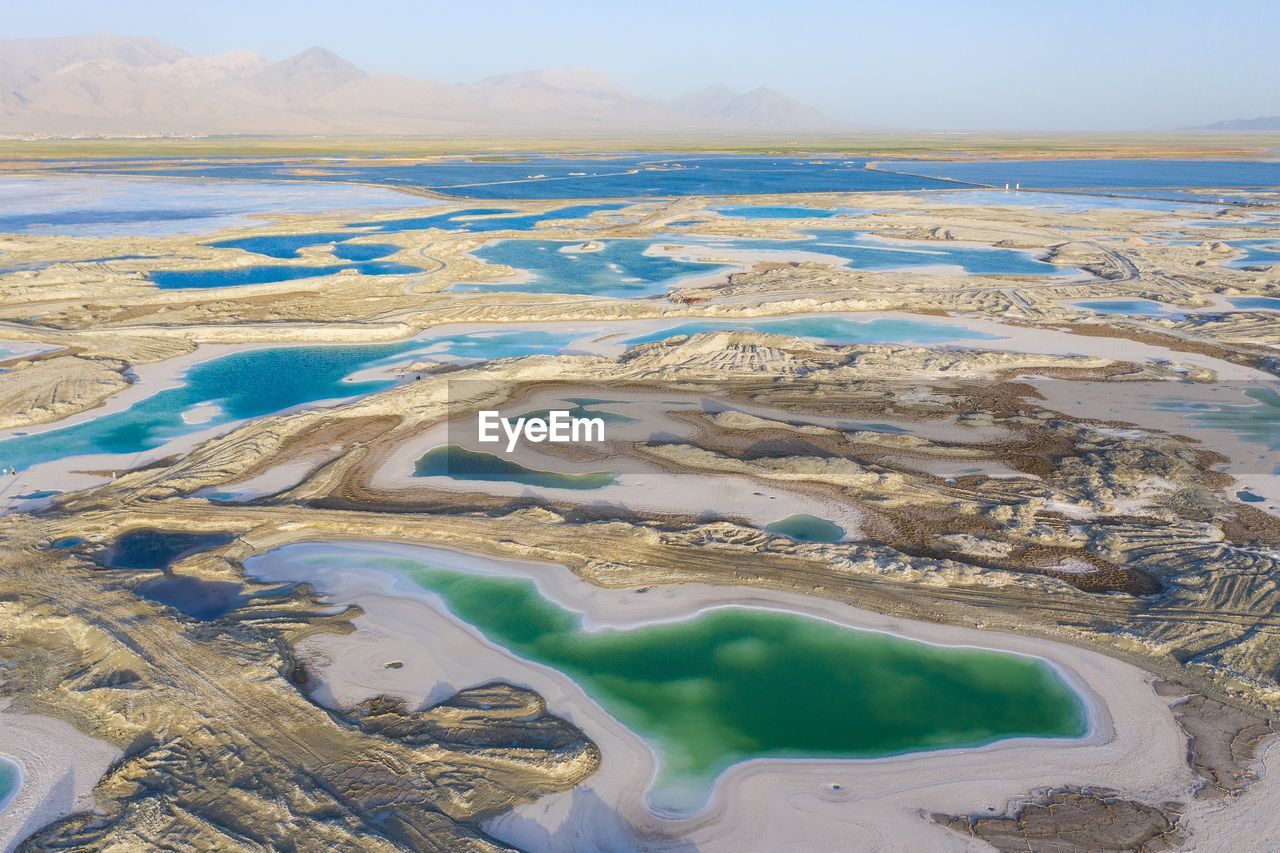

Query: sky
[4,0,1279,131]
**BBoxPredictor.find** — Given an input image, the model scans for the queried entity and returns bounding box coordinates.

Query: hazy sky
[6,0,1279,130]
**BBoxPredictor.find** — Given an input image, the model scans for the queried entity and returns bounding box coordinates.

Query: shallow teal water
[332,242,400,261]
[1227,296,1280,311]
[713,205,855,219]
[1226,240,1280,269]
[763,514,845,542]
[0,758,19,813]
[458,230,1068,298]
[1157,387,1280,452]
[203,204,629,265]
[0,330,575,473]
[414,445,617,490]
[307,551,1088,811]
[626,316,998,346]
[453,238,733,297]
[208,231,353,259]
[878,159,1280,193]
[701,229,1068,277]
[209,232,398,262]
[70,155,955,199]
[347,203,630,234]
[151,259,420,289]
[1074,298,1179,316]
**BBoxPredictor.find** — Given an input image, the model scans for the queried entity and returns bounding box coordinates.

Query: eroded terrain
[1,156,1278,850]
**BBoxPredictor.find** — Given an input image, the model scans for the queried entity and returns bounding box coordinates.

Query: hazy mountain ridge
[1199,115,1280,131]
[0,33,839,135]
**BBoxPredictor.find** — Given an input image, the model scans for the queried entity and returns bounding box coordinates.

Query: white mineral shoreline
[243,538,1213,852]
[0,708,120,852]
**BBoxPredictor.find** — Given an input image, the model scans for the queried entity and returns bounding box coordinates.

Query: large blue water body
[0,174,423,237]
[63,155,957,199]
[626,316,999,346]
[878,160,1280,191]
[457,230,1068,297]
[1226,239,1280,268]
[0,331,575,473]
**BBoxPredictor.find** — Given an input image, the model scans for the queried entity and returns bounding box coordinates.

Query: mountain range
[0,34,838,136]
[1198,115,1280,131]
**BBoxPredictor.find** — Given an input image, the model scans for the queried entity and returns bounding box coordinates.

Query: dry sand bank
[0,709,120,852]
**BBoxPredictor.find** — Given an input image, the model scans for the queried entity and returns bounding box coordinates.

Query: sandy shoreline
[243,538,1223,851]
[0,709,120,852]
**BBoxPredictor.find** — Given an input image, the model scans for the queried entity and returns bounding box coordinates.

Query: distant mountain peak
[253,46,367,103]
[270,46,366,80]
[672,84,836,131]
[1199,115,1280,131]
[477,66,629,96]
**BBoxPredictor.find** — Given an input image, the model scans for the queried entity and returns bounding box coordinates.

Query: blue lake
[1226,240,1280,269]
[454,239,734,297]
[1074,296,1280,315]
[98,529,237,570]
[202,204,632,276]
[208,231,355,259]
[150,260,422,289]
[1073,299,1180,316]
[626,316,999,346]
[695,230,1068,276]
[136,575,248,620]
[48,155,1280,202]
[346,203,630,233]
[878,160,1280,201]
[332,242,400,261]
[712,205,857,219]
[928,190,1208,214]
[0,330,577,473]
[1228,296,1280,311]
[458,230,1069,298]
[65,155,958,199]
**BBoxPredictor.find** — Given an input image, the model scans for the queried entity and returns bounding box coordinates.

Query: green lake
[414,444,618,490]
[763,514,845,543]
[388,558,1088,810]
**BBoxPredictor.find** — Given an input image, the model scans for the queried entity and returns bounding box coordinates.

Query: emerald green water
[390,560,1087,810]
[414,444,618,490]
[763,514,845,542]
